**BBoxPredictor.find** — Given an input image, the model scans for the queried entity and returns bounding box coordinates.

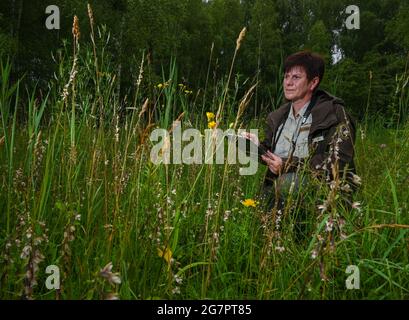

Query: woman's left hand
[261,151,283,175]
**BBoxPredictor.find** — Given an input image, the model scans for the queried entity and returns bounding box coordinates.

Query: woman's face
[283,66,317,102]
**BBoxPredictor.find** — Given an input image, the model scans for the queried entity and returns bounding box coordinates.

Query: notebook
[226,133,269,159]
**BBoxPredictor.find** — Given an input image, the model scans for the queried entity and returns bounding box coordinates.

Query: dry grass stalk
[236,27,247,51]
[72,15,80,41]
[169,112,185,134]
[138,98,149,120]
[216,27,247,124]
[62,16,81,103]
[233,83,257,128]
[87,3,94,27]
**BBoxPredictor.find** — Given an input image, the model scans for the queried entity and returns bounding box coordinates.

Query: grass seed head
[236,27,247,51]
[72,15,80,40]
[87,4,94,27]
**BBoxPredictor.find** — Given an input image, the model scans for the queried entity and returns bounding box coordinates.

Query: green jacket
[260,89,356,185]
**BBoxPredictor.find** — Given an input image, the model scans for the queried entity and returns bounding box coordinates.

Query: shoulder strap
[273,102,291,147]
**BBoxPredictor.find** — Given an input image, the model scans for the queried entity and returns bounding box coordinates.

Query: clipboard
[226,133,269,159]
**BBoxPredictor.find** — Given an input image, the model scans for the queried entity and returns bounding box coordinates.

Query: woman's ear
[310,77,320,92]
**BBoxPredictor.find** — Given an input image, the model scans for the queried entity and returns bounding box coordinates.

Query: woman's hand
[261,151,283,175]
[241,132,259,146]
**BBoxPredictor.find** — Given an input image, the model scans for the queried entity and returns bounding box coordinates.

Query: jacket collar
[310,89,343,133]
[271,89,343,134]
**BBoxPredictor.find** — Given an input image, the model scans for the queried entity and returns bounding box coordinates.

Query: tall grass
[0,13,408,300]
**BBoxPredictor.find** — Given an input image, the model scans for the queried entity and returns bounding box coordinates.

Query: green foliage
[305,20,331,61]
[0,0,408,121]
[0,1,408,299]
[0,29,409,298]
[385,1,409,54]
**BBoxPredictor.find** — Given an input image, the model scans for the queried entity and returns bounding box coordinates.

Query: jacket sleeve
[258,113,275,165]
[314,105,356,179]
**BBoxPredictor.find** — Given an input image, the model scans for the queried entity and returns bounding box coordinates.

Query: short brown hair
[284,51,325,86]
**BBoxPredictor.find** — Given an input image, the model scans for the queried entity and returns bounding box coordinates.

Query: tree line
[0,0,408,121]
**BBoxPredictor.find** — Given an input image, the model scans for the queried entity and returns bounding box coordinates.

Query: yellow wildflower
[242,199,257,208]
[208,121,217,129]
[157,83,163,89]
[206,112,215,122]
[157,246,173,265]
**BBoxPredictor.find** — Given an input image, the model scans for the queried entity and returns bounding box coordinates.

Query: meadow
[0,17,408,300]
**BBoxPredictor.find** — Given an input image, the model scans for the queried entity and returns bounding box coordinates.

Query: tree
[305,20,331,62]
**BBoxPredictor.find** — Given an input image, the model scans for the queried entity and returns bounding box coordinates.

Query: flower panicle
[236,27,247,51]
[72,15,80,40]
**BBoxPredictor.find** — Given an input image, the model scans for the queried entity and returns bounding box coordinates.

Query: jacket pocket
[296,135,309,158]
